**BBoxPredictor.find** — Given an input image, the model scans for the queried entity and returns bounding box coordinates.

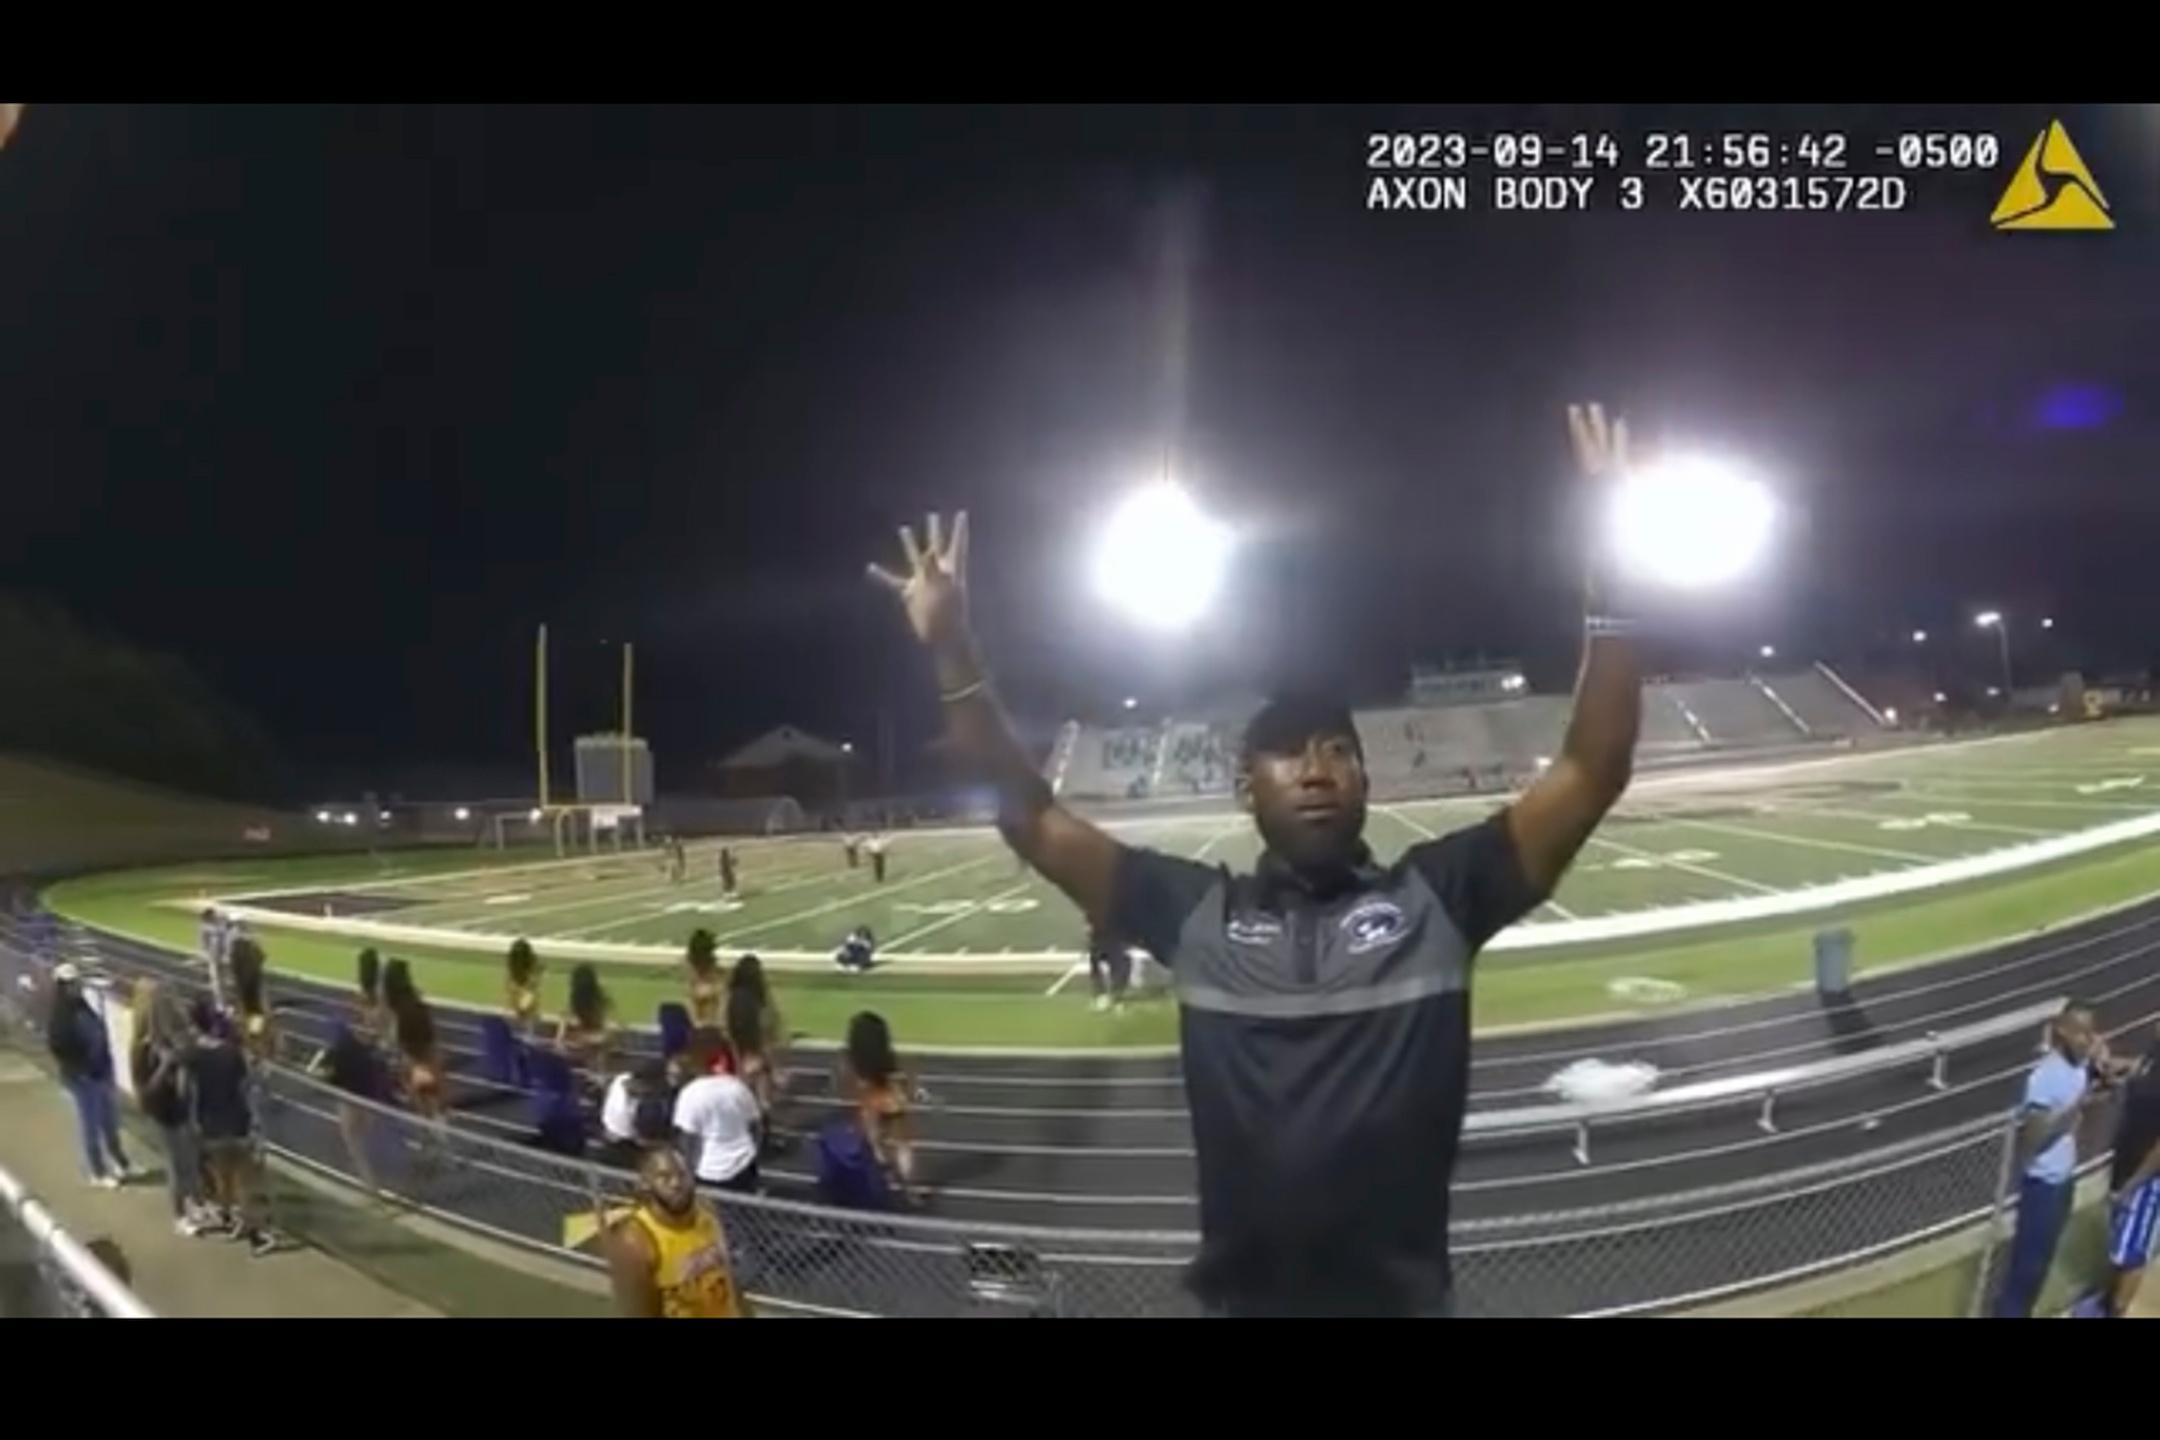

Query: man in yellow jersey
[605,1145,754,1318]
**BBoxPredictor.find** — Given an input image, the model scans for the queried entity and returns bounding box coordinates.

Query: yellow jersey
[630,1204,747,1319]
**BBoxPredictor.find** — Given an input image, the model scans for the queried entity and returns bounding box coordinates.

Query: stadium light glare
[528,807,543,823]
[2041,616,2055,630]
[1122,696,1139,710]
[1758,644,1776,659]
[453,807,471,822]
[1986,686,2002,697]
[1975,611,2002,628]
[1911,629,1928,644]
[841,741,854,753]
[1933,692,1947,703]
[1090,483,1231,631]
[1607,454,1776,590]
[341,812,359,826]
[1883,706,1900,724]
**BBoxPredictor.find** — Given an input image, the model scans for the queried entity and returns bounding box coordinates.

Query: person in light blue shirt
[1994,1001,2101,1317]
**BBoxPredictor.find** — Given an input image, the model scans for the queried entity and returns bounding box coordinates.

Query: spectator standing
[227,935,274,1063]
[355,947,389,1044]
[672,1029,762,1194]
[505,939,543,1036]
[719,846,738,898]
[844,1011,918,1206]
[604,1145,751,1318]
[684,930,724,1028]
[558,963,617,1079]
[1994,1001,2105,1317]
[2100,1024,2160,1318]
[725,953,785,1120]
[47,962,135,1187]
[185,999,275,1256]
[599,1063,667,1167]
[867,834,888,884]
[129,982,210,1234]
[198,906,232,1011]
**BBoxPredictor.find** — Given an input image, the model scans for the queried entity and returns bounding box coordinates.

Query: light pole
[1975,611,2012,701]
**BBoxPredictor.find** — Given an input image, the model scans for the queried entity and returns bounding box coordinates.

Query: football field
[44,717,2160,1046]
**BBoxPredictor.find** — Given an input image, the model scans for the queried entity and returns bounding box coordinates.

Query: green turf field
[39,717,2160,1047]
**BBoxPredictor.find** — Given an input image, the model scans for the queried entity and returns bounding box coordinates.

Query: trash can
[1813,926,1854,997]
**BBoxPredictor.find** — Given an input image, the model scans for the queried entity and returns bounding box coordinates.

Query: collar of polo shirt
[1255,841,1382,904]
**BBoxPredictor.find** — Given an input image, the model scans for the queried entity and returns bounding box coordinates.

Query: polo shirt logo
[1341,899,1409,954]
[1226,913,1284,946]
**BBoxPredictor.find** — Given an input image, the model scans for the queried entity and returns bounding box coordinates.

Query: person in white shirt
[672,1031,763,1194]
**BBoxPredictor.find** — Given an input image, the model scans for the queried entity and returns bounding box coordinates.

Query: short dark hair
[1241,692,1363,764]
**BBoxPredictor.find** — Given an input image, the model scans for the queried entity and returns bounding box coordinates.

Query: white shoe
[175,1215,206,1237]
[91,1175,121,1190]
[1091,995,1111,1013]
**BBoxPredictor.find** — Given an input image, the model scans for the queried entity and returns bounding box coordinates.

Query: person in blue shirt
[1994,1000,2105,1317]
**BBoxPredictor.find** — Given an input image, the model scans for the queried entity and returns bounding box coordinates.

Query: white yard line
[712,854,1005,945]
[1540,898,1582,921]
[1773,801,2055,839]
[883,878,1039,951]
[1375,804,1440,841]
[1584,834,1782,894]
[1895,788,2160,814]
[1044,961,1089,997]
[552,865,842,939]
[1662,817,1938,866]
[1192,819,1245,860]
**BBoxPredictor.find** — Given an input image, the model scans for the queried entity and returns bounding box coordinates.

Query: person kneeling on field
[833,924,877,974]
[604,1145,752,1319]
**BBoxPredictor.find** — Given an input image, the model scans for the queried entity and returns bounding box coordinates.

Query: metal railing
[1467,997,2061,1165]
[0,1162,156,1319]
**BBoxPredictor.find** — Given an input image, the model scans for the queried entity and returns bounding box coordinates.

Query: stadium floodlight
[1123,696,1139,710]
[314,810,331,824]
[1986,686,2001,697]
[841,741,854,753]
[528,807,543,823]
[1758,644,1776,659]
[453,807,471,822]
[378,810,392,823]
[1974,611,2014,693]
[1933,691,1947,703]
[1090,483,1232,631]
[1911,629,1928,644]
[1607,453,1776,590]
[2041,616,2055,630]
[341,812,359,826]
[1975,611,2002,628]
[1884,706,1900,724]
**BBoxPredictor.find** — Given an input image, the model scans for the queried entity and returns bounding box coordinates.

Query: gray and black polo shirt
[1110,812,1545,1316]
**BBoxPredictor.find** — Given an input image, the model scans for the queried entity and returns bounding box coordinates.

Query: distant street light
[454,807,471,822]
[1933,691,1947,703]
[1911,629,1928,644]
[841,741,854,754]
[2041,616,2055,630]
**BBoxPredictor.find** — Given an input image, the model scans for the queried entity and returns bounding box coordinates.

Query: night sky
[3,104,2155,794]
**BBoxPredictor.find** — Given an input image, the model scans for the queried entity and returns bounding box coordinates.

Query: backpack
[814,1117,895,1212]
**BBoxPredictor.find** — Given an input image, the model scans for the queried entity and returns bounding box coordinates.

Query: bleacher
[1056,725,1159,800]
[1157,721,1232,797]
[1054,670,1882,800]
[1760,667,1882,739]
[1665,679,1804,747]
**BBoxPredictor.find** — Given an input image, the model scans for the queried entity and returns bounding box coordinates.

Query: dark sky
[3,104,2155,792]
